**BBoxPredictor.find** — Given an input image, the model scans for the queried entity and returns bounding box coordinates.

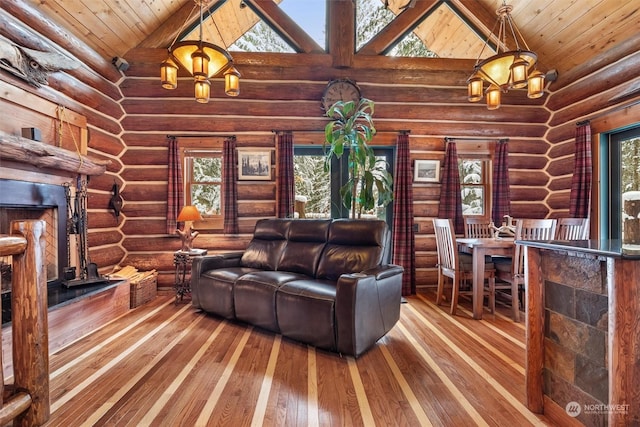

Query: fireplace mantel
[0,130,109,176]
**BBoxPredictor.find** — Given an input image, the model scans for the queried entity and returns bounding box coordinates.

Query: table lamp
[176,205,202,251]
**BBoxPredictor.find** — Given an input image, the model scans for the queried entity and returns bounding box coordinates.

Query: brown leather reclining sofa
[190,218,404,357]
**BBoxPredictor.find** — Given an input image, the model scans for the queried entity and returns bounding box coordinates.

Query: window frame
[293,145,394,226]
[457,143,494,218]
[601,125,640,240]
[179,139,225,231]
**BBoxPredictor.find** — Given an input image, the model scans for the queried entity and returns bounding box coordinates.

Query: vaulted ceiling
[18,0,640,81]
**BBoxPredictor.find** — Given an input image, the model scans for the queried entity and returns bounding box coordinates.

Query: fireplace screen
[0,180,68,294]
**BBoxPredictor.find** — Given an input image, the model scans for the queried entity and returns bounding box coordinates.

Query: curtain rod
[445,137,509,143]
[167,134,236,138]
[271,129,411,134]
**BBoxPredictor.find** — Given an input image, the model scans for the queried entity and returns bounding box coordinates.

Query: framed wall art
[238,149,272,180]
[414,160,440,183]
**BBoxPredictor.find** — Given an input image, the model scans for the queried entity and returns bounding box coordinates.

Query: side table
[173,249,207,303]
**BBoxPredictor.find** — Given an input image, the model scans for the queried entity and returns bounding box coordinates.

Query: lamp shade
[509,56,529,89]
[467,73,483,102]
[527,70,545,99]
[160,58,178,90]
[177,205,202,222]
[194,79,211,104]
[486,84,501,110]
[225,66,241,97]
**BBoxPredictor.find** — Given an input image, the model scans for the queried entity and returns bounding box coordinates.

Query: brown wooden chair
[494,218,557,321]
[555,217,589,240]
[433,218,495,316]
[464,217,494,238]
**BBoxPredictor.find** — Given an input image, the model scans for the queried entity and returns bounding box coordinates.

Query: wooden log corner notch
[0,130,109,176]
[0,37,81,87]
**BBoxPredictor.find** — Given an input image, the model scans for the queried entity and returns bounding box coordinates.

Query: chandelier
[160,0,240,103]
[467,2,545,110]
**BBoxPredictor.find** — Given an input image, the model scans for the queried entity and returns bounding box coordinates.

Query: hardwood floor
[41,291,554,426]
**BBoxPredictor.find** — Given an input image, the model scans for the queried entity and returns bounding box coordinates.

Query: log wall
[1,2,638,289]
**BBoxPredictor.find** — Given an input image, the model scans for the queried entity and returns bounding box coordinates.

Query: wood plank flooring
[39,291,555,426]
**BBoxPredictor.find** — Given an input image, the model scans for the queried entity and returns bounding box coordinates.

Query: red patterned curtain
[277,132,295,218]
[491,140,511,225]
[166,136,183,234]
[223,137,239,234]
[438,141,463,234]
[392,132,415,295]
[569,123,592,218]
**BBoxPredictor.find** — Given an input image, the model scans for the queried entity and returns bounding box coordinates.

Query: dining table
[457,237,515,319]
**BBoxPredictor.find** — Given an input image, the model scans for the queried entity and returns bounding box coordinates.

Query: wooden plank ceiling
[17,0,639,80]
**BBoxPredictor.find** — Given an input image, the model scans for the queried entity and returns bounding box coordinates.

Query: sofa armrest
[335,265,403,357]
[362,264,404,281]
[191,252,244,308]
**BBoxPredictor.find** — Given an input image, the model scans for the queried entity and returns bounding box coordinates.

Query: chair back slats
[555,217,589,240]
[464,217,493,238]
[513,218,557,276]
[433,218,457,272]
[432,218,495,316]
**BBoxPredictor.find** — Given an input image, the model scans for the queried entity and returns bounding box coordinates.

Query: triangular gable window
[356,0,489,59]
[356,0,396,51]
[231,21,295,53]
[194,0,326,53]
[279,0,326,50]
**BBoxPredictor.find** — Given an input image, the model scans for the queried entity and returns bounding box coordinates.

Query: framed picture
[414,160,440,183]
[238,149,272,180]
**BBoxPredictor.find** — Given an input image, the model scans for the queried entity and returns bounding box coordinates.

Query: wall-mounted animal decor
[109,182,123,220]
[0,36,80,87]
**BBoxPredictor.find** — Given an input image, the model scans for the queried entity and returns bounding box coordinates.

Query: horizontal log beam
[1,0,121,83]
[0,235,27,257]
[0,130,109,176]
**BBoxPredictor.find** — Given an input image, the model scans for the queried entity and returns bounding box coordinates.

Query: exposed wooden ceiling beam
[243,0,323,54]
[358,0,439,55]
[450,0,517,54]
[136,1,198,49]
[328,0,355,69]
[136,0,229,50]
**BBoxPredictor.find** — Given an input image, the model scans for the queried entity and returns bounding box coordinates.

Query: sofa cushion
[198,267,260,318]
[241,219,291,270]
[278,219,330,277]
[234,270,308,333]
[316,219,386,281]
[276,279,338,352]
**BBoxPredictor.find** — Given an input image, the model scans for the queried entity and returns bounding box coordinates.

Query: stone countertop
[515,239,640,259]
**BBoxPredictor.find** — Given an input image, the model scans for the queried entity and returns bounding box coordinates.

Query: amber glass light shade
[527,70,545,99]
[486,84,501,110]
[191,48,209,80]
[225,67,241,97]
[510,56,529,89]
[467,74,483,102]
[160,58,178,90]
[195,79,211,104]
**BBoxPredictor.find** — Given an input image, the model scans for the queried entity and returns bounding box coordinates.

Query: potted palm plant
[324,98,393,218]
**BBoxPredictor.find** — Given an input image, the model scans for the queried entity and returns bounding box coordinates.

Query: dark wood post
[525,246,544,413]
[11,220,50,426]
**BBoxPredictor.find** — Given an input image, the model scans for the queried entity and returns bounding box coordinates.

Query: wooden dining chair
[494,218,557,322]
[464,217,494,238]
[555,217,589,240]
[433,218,495,316]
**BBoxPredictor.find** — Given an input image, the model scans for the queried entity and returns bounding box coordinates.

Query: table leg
[472,247,486,319]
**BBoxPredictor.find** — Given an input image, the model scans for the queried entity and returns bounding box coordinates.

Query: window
[601,126,640,240]
[459,157,491,216]
[294,146,394,224]
[182,149,222,218]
